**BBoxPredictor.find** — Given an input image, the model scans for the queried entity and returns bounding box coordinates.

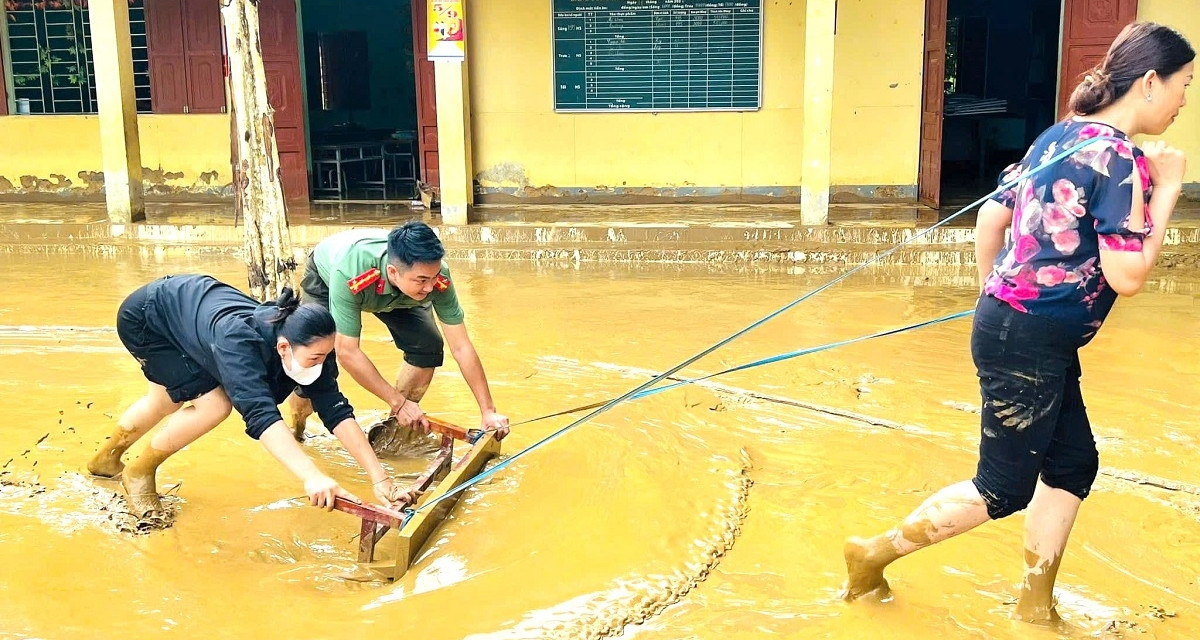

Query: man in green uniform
[288,221,508,445]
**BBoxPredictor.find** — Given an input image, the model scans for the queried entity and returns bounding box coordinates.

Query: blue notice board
[552,0,764,112]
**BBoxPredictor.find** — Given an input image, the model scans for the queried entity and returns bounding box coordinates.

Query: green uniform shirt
[311,229,465,338]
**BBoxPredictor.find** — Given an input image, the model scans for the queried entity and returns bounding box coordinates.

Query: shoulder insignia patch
[348,268,381,295]
[433,274,451,292]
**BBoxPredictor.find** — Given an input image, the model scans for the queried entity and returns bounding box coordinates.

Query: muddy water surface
[0,251,1198,639]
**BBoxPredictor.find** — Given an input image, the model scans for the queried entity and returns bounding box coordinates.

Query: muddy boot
[1013,598,1063,626]
[842,535,902,601]
[285,393,314,442]
[288,411,308,442]
[87,426,143,478]
[367,417,438,457]
[368,417,403,455]
[120,446,172,517]
[1013,551,1064,625]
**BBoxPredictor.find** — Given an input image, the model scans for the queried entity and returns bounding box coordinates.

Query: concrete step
[5,220,1200,267]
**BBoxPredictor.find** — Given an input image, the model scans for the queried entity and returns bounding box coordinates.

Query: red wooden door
[1058,0,1138,117]
[917,0,948,208]
[146,0,224,114]
[258,0,309,201]
[411,0,439,188]
[181,0,225,113]
[145,0,189,113]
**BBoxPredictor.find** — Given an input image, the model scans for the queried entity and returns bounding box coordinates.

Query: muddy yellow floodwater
[0,251,1198,639]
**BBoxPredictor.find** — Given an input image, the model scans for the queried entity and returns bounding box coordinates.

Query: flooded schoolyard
[1,245,1198,639]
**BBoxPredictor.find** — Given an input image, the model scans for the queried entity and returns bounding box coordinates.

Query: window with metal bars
[4,0,151,114]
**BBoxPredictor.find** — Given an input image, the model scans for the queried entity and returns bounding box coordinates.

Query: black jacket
[144,275,354,438]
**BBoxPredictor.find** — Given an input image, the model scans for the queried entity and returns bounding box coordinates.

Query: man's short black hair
[387,220,445,269]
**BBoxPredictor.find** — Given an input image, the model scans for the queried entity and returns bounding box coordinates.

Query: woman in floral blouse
[843,22,1194,624]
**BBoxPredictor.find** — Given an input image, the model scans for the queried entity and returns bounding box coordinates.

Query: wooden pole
[220,0,296,301]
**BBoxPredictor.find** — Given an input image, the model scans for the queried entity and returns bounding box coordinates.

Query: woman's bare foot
[842,535,901,601]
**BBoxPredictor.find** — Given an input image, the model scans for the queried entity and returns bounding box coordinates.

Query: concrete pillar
[434,60,473,226]
[800,0,836,226]
[88,0,145,224]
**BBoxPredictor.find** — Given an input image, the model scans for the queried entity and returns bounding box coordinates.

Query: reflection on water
[0,252,1198,639]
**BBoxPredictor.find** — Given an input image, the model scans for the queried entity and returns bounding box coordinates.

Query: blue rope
[406,310,971,520]
[408,134,1121,517]
[630,309,975,400]
[489,309,976,428]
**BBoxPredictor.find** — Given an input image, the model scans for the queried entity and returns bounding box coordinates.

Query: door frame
[917,0,948,208]
[918,0,1124,206]
[411,0,439,188]
[0,14,10,116]
[258,0,309,201]
[1056,0,1139,118]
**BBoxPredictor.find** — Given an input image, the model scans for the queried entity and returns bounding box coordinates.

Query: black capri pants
[970,295,1099,520]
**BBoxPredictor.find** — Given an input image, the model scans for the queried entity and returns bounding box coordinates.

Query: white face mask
[282,348,323,386]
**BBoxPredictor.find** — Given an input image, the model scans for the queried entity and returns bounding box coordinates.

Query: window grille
[5,0,151,114]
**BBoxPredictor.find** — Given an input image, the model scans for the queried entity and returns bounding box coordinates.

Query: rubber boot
[1013,550,1064,624]
[120,446,173,517]
[368,364,438,457]
[87,426,143,478]
[367,417,440,458]
[286,393,314,442]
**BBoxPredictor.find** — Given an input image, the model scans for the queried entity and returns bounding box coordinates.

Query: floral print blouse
[984,120,1153,340]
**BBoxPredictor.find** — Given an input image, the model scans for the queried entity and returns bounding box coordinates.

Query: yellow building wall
[467,0,924,199]
[1138,0,1200,190]
[830,0,925,194]
[0,114,232,197]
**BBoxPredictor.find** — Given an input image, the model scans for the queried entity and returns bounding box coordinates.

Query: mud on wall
[466,0,925,201]
[0,115,233,199]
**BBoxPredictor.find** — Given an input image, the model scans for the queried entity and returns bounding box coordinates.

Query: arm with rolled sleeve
[1093,147,1176,296]
[431,266,466,326]
[326,269,365,338]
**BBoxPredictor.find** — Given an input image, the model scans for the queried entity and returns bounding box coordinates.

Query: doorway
[298,0,427,202]
[939,0,1061,204]
[917,0,1139,208]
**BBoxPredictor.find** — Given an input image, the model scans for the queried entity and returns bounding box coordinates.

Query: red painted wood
[182,0,224,113]
[428,417,482,442]
[145,0,189,113]
[333,496,406,527]
[1058,0,1139,117]
[917,0,948,208]
[257,0,309,201]
[411,0,440,188]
